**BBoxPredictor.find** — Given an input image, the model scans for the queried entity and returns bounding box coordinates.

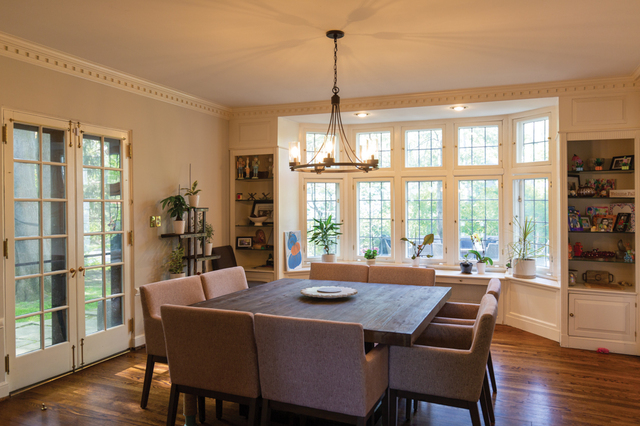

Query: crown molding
[0,31,232,120]
[231,76,640,120]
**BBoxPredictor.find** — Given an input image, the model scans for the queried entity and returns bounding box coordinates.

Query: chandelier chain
[332,35,339,95]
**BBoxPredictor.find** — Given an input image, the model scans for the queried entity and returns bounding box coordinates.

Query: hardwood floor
[0,325,639,425]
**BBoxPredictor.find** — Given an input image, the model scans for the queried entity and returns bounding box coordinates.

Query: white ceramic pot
[169,273,185,279]
[366,259,376,266]
[321,254,336,263]
[513,258,536,279]
[188,195,200,208]
[205,242,213,256]
[173,220,186,235]
[476,262,486,274]
[412,257,420,267]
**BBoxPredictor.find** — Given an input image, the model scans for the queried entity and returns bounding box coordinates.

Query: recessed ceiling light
[450,106,467,111]
[354,112,369,117]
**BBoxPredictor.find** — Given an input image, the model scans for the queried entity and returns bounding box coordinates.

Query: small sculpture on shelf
[268,157,273,178]
[247,192,257,201]
[252,156,260,179]
[571,154,583,171]
[621,156,631,170]
[245,157,251,179]
[260,193,271,200]
[573,242,583,257]
[237,157,245,179]
[624,251,634,263]
[592,157,604,171]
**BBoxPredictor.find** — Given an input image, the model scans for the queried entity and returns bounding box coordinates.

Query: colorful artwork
[610,203,635,232]
[584,178,616,197]
[285,231,302,271]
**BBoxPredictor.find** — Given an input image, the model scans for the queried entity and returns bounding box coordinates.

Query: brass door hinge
[127,231,134,246]
[3,239,8,259]
[4,355,9,374]
[2,124,7,143]
[127,144,132,159]
[128,318,134,334]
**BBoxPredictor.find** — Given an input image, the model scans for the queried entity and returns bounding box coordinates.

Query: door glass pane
[15,201,40,237]
[45,310,68,348]
[84,202,103,233]
[104,138,121,168]
[43,202,66,235]
[42,128,66,163]
[106,265,123,295]
[15,277,41,316]
[83,135,101,166]
[43,238,66,273]
[105,234,122,264]
[15,239,40,277]
[13,123,40,161]
[83,169,102,199]
[106,297,123,329]
[16,315,42,356]
[105,202,121,231]
[84,268,103,302]
[85,301,105,335]
[44,274,67,309]
[84,235,103,266]
[42,165,66,199]
[105,170,122,200]
[14,163,40,199]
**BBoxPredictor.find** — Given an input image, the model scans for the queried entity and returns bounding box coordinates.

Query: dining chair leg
[261,399,271,426]
[216,398,223,419]
[356,416,366,426]
[381,389,389,426]
[166,384,180,426]
[405,398,411,420]
[479,388,491,426]
[389,389,398,426]
[197,396,206,423]
[483,374,495,424]
[487,352,497,393]
[140,355,156,409]
[248,399,258,426]
[413,398,418,412]
[468,401,482,426]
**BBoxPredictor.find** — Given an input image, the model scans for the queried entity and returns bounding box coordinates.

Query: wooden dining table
[192,278,452,347]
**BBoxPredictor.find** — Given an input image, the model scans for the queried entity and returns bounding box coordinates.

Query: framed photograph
[580,217,591,230]
[596,215,616,232]
[252,200,274,222]
[568,213,583,231]
[615,212,631,232]
[610,155,634,170]
[567,175,580,196]
[236,236,253,249]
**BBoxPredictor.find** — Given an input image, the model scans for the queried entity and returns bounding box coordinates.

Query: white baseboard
[134,334,146,349]
[0,381,9,399]
[566,335,639,356]
[505,313,560,342]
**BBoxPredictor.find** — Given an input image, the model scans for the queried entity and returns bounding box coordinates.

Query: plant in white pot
[201,219,214,256]
[401,234,434,267]
[161,194,189,234]
[167,245,185,278]
[508,216,546,279]
[364,248,378,266]
[309,215,342,262]
[182,180,201,208]
[469,233,493,274]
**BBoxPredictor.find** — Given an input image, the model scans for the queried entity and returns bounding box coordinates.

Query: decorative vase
[411,257,420,267]
[460,262,473,274]
[476,262,486,274]
[188,195,200,208]
[173,220,186,235]
[321,254,336,262]
[366,259,376,266]
[513,258,536,279]
[169,273,185,279]
[205,242,213,256]
[576,185,596,197]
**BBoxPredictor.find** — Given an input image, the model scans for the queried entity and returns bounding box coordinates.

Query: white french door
[3,111,131,391]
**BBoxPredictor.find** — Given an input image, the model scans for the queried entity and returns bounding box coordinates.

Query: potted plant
[182,180,201,208]
[308,215,342,262]
[460,253,473,274]
[508,216,546,279]
[202,220,214,256]
[364,248,378,266]
[161,194,189,234]
[468,233,494,274]
[401,234,434,267]
[167,245,185,278]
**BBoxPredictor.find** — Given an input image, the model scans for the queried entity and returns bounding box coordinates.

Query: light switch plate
[155,216,161,227]
[150,216,156,227]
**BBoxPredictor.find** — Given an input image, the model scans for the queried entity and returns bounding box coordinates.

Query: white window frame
[402,178,445,263]
[300,126,341,164]
[514,114,551,166]
[353,177,395,260]
[402,125,446,171]
[454,121,503,170]
[301,177,345,262]
[351,127,394,170]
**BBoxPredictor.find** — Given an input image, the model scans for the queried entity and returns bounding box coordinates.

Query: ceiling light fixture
[289,30,378,174]
[355,112,369,118]
[450,105,467,111]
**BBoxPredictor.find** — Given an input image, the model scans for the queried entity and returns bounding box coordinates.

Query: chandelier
[289,30,379,174]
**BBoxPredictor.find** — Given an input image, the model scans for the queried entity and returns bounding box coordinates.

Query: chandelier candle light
[289,30,379,174]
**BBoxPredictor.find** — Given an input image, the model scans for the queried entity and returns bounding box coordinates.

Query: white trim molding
[0,31,232,120]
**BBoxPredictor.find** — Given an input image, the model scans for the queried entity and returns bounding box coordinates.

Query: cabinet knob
[569,313,574,317]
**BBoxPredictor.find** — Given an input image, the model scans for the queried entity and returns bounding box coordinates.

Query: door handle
[70,268,77,278]
[78,266,86,277]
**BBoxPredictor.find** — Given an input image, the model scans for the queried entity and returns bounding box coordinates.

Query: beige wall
[0,55,229,350]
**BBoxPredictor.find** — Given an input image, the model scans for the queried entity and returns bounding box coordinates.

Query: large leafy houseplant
[161,193,189,234]
[508,216,546,278]
[309,215,342,260]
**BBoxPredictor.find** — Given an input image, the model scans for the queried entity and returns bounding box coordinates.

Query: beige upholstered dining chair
[308,262,370,282]
[389,294,498,426]
[432,278,501,392]
[254,313,388,426]
[161,305,261,426]
[200,266,249,299]
[368,266,436,286]
[138,276,206,409]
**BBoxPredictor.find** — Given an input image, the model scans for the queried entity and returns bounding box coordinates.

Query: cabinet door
[568,293,636,342]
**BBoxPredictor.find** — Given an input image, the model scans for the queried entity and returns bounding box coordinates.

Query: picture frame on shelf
[567,175,580,196]
[252,200,274,222]
[237,236,253,249]
[595,215,616,232]
[614,213,631,232]
[580,217,591,230]
[610,155,634,170]
[568,213,583,231]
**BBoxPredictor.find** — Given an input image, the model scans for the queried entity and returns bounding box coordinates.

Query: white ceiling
[1,0,639,108]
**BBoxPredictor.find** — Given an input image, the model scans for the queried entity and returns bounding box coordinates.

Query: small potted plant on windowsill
[401,234,434,267]
[182,180,202,208]
[309,215,342,262]
[508,216,546,279]
[167,245,185,279]
[468,233,494,274]
[161,193,189,234]
[364,249,378,266]
[460,253,473,274]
